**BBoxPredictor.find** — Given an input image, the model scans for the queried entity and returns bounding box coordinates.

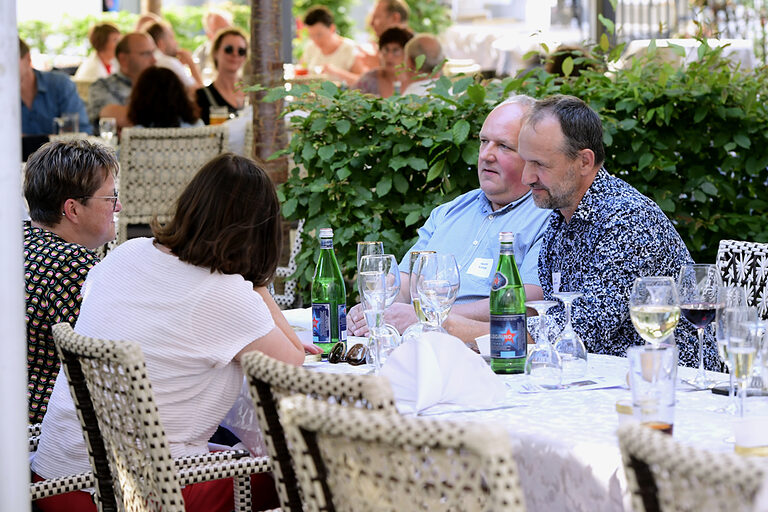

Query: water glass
[99,117,117,147]
[627,344,678,435]
[54,112,79,134]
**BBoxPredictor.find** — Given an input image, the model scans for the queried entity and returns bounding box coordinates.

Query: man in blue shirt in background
[19,38,91,136]
[348,95,552,338]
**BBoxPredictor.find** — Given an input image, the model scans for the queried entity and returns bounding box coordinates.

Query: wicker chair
[117,125,226,244]
[241,351,397,512]
[278,395,527,512]
[272,219,304,309]
[618,423,766,512]
[52,322,270,512]
[29,423,97,502]
[716,239,768,319]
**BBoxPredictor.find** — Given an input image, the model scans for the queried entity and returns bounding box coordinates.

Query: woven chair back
[716,239,768,319]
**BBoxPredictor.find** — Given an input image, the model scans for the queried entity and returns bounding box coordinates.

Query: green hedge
[266,40,768,303]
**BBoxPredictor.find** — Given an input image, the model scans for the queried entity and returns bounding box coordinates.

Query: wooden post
[0,7,32,512]
[141,0,163,15]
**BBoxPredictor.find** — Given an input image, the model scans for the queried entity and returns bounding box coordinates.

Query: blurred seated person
[127,67,202,128]
[74,23,121,81]
[88,32,156,131]
[146,21,204,91]
[354,26,413,97]
[545,45,596,78]
[402,34,444,96]
[19,38,91,135]
[301,5,365,84]
[361,0,410,68]
[196,28,248,125]
[193,9,233,84]
[31,154,321,512]
[23,139,121,423]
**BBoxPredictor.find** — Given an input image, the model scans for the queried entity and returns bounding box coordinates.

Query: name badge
[466,258,494,278]
[552,271,561,294]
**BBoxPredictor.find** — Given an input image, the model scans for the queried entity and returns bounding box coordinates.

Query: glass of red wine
[677,263,724,387]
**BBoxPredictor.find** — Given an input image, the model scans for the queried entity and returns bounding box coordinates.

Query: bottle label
[338,304,347,341]
[319,238,333,249]
[491,272,508,291]
[490,314,526,358]
[312,303,331,342]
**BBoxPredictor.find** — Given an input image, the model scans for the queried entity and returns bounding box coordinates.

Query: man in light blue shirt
[19,39,91,135]
[348,95,551,339]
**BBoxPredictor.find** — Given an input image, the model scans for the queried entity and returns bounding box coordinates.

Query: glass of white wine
[629,276,681,347]
[715,288,748,414]
[728,319,764,417]
[401,250,436,344]
[414,253,460,332]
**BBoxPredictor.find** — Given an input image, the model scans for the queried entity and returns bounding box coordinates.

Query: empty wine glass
[629,276,681,347]
[677,264,723,387]
[401,250,436,344]
[524,300,563,388]
[552,291,588,381]
[414,253,460,332]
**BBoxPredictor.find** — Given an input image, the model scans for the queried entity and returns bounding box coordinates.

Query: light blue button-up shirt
[21,69,91,135]
[399,188,551,304]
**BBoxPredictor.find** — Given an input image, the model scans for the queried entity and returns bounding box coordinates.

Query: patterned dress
[536,169,719,370]
[24,222,99,423]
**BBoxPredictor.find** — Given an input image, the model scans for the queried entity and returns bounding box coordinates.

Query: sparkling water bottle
[311,228,347,355]
[490,232,527,374]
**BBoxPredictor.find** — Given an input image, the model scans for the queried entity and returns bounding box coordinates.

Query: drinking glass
[413,253,460,331]
[524,300,563,388]
[718,304,751,414]
[401,250,436,344]
[552,291,588,381]
[629,276,681,347]
[356,241,384,307]
[728,319,763,417]
[676,264,723,387]
[358,254,400,371]
[99,117,117,147]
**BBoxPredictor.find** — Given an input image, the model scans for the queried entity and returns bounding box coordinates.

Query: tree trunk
[250,0,287,184]
[141,0,162,15]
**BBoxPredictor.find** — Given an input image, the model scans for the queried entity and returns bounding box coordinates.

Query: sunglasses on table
[328,342,368,366]
[224,45,247,57]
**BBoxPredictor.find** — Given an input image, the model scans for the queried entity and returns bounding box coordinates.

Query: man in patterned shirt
[24,140,122,422]
[87,32,156,131]
[518,94,718,369]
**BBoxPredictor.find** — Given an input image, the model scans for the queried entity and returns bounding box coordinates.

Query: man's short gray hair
[497,94,536,110]
[24,140,119,226]
[404,34,444,74]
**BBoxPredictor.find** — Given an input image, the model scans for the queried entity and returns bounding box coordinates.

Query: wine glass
[629,276,681,347]
[552,291,588,381]
[401,250,436,344]
[358,254,400,371]
[728,318,764,416]
[677,264,723,387]
[99,117,117,147]
[414,253,460,332]
[356,241,383,271]
[524,300,563,388]
[717,303,751,414]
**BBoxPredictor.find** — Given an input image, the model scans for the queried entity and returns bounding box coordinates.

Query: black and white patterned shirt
[536,169,719,370]
[87,72,132,127]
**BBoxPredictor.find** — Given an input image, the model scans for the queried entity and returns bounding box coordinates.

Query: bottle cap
[499,232,515,243]
[318,228,333,238]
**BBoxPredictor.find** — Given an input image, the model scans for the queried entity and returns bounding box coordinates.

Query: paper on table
[380,330,507,415]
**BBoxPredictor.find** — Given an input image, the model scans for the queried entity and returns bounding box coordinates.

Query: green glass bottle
[490,231,527,374]
[311,228,347,356]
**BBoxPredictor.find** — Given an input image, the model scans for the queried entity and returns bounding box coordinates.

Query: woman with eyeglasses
[32,153,322,512]
[354,26,413,98]
[195,27,249,125]
[23,140,121,425]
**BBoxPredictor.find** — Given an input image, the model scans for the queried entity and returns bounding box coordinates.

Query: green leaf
[598,14,615,35]
[561,56,574,77]
[638,153,654,171]
[406,156,428,170]
[283,197,298,217]
[466,84,486,104]
[318,81,339,97]
[693,107,707,123]
[452,120,471,145]
[700,182,718,196]
[658,197,675,212]
[462,140,479,165]
[404,211,421,227]
[335,119,351,135]
[318,145,336,161]
[618,119,638,130]
[308,194,322,217]
[376,176,392,196]
[426,160,445,182]
[336,167,352,180]
[600,33,610,52]
[393,173,409,194]
[301,144,317,161]
[734,134,751,149]
[414,54,426,71]
[310,118,327,132]
[668,43,686,57]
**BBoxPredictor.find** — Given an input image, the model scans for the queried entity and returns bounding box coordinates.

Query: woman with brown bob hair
[127,66,202,128]
[32,153,320,512]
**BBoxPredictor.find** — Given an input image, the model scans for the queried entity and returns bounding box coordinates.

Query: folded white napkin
[381,330,507,415]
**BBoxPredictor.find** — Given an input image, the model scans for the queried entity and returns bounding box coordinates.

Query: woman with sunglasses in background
[195,28,249,125]
[354,27,413,98]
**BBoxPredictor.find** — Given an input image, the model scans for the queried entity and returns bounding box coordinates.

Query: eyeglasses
[327,342,368,366]
[78,192,119,211]
[224,45,247,57]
